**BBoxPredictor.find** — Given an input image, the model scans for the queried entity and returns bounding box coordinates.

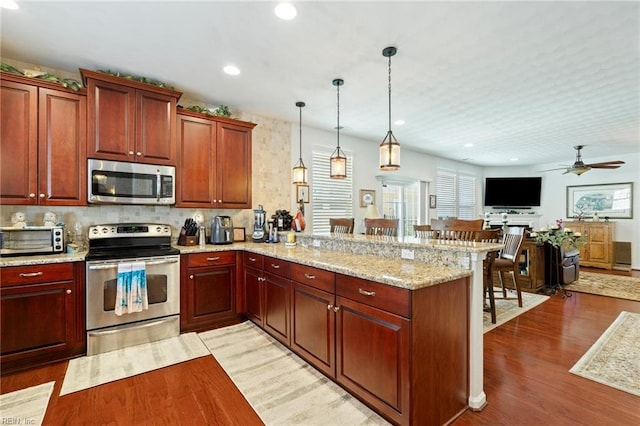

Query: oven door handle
[88,259,179,270]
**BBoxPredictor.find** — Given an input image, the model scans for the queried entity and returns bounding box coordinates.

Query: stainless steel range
[85,223,180,355]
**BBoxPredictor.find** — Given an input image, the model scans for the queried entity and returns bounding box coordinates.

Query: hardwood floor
[1,268,638,425]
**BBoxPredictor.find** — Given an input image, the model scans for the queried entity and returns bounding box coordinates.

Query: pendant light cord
[387,54,392,133]
[337,83,340,149]
[299,105,303,160]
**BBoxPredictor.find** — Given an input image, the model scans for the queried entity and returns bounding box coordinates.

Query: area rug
[0,381,54,426]
[199,322,390,425]
[60,332,209,396]
[569,311,640,396]
[483,290,549,333]
[563,271,640,302]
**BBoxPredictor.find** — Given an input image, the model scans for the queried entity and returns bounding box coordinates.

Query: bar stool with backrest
[430,218,484,240]
[493,226,527,307]
[413,224,435,238]
[364,218,399,236]
[475,229,502,324]
[329,218,355,234]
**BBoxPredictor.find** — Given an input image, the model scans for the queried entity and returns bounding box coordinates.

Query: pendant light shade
[379,46,400,171]
[330,78,347,179]
[292,101,307,184]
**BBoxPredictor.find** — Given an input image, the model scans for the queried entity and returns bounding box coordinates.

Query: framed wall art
[429,195,437,209]
[359,189,376,207]
[566,182,633,219]
[296,184,310,203]
[233,227,246,242]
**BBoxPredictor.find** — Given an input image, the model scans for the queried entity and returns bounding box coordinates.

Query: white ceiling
[2,1,639,168]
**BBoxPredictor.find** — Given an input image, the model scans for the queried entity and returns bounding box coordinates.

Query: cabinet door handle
[19,272,43,278]
[128,151,134,155]
[29,193,36,198]
[206,257,220,261]
[270,264,280,269]
[333,306,340,312]
[304,273,316,279]
[39,193,45,198]
[66,289,72,295]
[136,152,142,157]
[189,274,194,279]
[358,288,376,297]
[327,304,334,310]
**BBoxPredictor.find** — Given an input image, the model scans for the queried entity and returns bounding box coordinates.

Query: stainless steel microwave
[0,226,65,256]
[88,159,175,205]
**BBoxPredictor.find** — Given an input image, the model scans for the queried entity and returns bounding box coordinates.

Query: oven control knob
[91,228,98,235]
[101,227,109,234]
[156,226,162,233]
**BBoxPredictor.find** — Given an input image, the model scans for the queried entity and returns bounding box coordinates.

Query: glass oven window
[103,274,168,311]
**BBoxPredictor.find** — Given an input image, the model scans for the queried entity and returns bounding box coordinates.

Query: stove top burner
[86,222,178,260]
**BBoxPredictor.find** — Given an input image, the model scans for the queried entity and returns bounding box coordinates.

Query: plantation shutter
[312,148,353,234]
[436,170,457,218]
[458,174,476,219]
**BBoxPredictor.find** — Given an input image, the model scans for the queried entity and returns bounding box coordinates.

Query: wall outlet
[401,249,414,260]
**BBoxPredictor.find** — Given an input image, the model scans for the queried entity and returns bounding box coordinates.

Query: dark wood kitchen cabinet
[290,263,336,378]
[81,68,182,166]
[180,251,242,333]
[176,109,256,209]
[0,72,86,206]
[242,254,470,426]
[0,262,86,376]
[241,253,291,346]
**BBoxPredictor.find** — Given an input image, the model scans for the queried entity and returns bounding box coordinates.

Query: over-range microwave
[88,159,175,205]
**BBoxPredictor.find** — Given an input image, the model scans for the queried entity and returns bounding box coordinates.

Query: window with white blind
[436,170,477,219]
[312,149,353,234]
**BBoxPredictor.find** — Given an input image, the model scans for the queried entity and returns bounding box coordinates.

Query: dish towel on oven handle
[115,262,148,315]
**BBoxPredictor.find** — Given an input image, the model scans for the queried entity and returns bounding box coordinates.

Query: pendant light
[292,101,307,184]
[379,46,400,171]
[330,78,347,179]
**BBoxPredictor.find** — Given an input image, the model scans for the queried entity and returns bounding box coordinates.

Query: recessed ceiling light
[394,119,405,126]
[510,157,519,161]
[275,3,297,20]
[464,143,473,148]
[223,65,240,76]
[0,0,19,10]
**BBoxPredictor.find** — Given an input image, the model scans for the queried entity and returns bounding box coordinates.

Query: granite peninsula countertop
[0,233,501,290]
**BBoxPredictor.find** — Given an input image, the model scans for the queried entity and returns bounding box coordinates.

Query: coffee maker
[252,205,267,242]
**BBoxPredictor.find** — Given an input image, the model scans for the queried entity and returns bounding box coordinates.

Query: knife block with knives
[178,218,200,246]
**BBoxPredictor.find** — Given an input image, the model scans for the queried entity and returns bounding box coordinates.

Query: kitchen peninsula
[1,234,501,425]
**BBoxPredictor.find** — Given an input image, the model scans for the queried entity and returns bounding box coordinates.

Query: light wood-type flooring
[1,267,638,425]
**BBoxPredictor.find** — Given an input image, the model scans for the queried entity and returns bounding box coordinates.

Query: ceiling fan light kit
[547,145,624,176]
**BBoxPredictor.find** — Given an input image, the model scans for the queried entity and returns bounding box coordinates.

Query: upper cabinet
[176,109,256,209]
[80,69,182,166]
[0,72,87,206]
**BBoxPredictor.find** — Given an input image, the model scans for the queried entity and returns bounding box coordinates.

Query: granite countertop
[175,241,473,290]
[1,238,481,290]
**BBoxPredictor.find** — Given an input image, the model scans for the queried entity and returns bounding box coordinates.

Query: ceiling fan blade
[539,167,570,172]
[586,160,625,167]
[589,164,623,169]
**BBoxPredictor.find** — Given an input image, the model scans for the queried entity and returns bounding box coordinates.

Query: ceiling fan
[544,145,625,176]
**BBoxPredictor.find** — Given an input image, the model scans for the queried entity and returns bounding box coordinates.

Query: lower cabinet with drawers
[242,253,470,426]
[0,262,86,375]
[180,251,243,332]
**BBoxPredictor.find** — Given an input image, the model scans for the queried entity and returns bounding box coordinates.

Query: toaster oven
[0,226,66,256]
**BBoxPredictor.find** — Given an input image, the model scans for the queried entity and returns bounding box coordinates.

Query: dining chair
[329,218,355,234]
[493,226,526,307]
[413,224,435,238]
[475,229,502,323]
[364,218,399,236]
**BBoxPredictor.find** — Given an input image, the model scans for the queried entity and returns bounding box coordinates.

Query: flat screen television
[484,177,542,208]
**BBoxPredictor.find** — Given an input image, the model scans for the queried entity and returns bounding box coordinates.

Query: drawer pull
[206,257,220,261]
[358,288,376,297]
[19,272,43,278]
[304,273,316,279]
[271,264,280,269]
[249,257,257,262]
